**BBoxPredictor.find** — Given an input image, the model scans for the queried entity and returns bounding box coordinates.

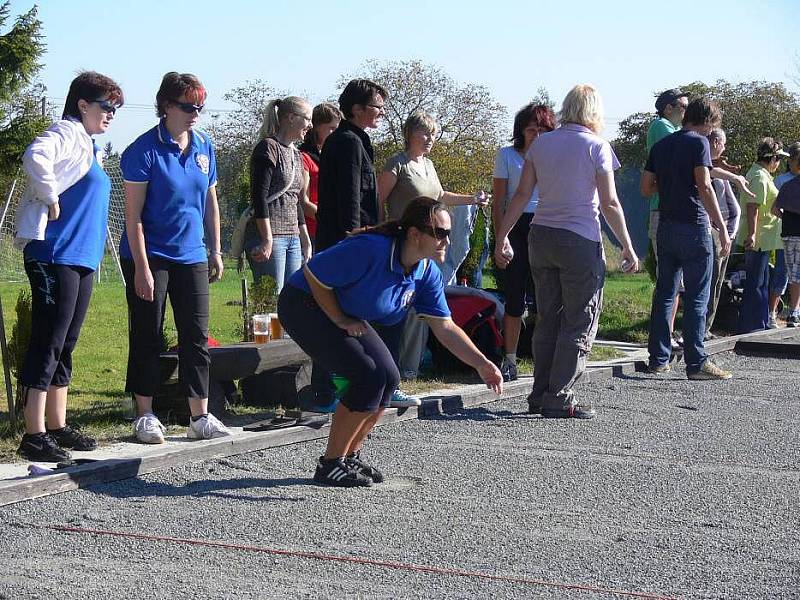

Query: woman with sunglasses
[245,96,313,290]
[13,71,123,462]
[120,72,229,444]
[278,196,503,487]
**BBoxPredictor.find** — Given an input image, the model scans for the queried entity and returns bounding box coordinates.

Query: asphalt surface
[0,351,798,599]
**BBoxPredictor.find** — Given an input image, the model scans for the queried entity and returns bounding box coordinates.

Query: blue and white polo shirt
[287,233,451,326]
[119,120,217,264]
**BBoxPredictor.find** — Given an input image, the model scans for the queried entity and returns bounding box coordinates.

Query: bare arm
[640,170,658,198]
[300,169,316,219]
[695,166,731,255]
[299,223,312,262]
[744,203,758,249]
[303,266,365,336]
[124,181,154,301]
[441,190,488,207]
[494,159,537,269]
[205,185,223,282]
[427,318,502,394]
[491,178,508,238]
[597,170,639,271]
[376,170,397,223]
[710,166,755,198]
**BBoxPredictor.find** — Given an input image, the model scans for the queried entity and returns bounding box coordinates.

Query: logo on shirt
[195,153,210,174]
[401,289,416,309]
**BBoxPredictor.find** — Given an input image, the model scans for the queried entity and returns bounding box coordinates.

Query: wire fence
[0,158,127,285]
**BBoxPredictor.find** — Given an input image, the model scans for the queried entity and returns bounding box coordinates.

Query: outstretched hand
[477,361,503,394]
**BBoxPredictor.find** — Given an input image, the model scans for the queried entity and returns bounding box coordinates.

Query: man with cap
[772,142,800,327]
[641,97,733,381]
[646,89,690,346]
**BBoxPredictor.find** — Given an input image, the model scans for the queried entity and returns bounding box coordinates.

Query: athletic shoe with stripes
[313,456,372,487]
[346,450,384,483]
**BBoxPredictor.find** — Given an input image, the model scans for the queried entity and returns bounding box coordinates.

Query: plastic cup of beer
[252,314,270,344]
[268,312,282,340]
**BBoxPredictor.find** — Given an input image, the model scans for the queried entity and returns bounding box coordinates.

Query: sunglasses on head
[90,99,120,114]
[421,225,451,240]
[171,100,204,114]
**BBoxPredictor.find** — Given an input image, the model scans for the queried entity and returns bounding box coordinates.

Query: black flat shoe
[541,404,596,419]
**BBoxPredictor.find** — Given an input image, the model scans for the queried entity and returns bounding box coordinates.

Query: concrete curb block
[1,326,796,507]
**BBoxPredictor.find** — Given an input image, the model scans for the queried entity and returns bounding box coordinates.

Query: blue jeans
[770,248,788,296]
[738,249,770,333]
[648,221,712,373]
[246,235,302,292]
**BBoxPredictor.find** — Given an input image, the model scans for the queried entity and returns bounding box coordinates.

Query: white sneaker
[389,389,421,408]
[187,413,232,440]
[134,413,166,444]
[767,313,778,329]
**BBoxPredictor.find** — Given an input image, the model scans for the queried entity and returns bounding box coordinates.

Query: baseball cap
[655,88,688,113]
[786,142,800,159]
[756,137,790,160]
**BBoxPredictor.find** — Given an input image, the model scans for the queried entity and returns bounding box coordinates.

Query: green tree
[613,80,800,169]
[0,2,49,190]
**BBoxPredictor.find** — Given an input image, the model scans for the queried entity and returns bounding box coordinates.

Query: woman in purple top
[495,84,638,419]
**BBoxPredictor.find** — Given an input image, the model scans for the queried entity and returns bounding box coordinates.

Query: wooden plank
[209,339,309,380]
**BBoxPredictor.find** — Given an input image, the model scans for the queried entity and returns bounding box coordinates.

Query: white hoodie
[13,117,96,249]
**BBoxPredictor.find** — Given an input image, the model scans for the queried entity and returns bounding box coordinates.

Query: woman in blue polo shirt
[278,196,503,487]
[120,72,229,444]
[14,71,123,463]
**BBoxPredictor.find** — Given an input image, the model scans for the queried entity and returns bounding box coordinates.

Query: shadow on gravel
[419,405,534,422]
[89,476,313,502]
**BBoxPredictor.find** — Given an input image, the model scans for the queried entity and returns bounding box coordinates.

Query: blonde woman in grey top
[378,111,488,221]
[247,96,313,291]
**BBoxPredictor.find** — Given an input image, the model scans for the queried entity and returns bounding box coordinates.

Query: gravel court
[1,352,798,599]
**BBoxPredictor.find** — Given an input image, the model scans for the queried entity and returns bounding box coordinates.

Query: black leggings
[503,213,535,317]
[21,261,94,391]
[122,258,210,399]
[278,285,399,413]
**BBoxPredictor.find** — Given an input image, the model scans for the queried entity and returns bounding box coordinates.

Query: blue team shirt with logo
[25,144,110,270]
[287,233,451,326]
[119,120,217,264]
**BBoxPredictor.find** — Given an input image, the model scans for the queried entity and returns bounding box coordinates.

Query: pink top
[526,123,620,242]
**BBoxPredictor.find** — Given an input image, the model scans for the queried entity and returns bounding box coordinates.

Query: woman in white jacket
[14,71,123,463]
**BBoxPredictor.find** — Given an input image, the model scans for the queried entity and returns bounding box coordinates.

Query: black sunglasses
[421,225,451,240]
[171,100,204,114]
[90,99,120,114]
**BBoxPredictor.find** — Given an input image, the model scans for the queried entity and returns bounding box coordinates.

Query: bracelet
[211,250,223,256]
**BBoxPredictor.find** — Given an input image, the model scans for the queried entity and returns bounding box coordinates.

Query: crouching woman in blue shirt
[278,196,503,487]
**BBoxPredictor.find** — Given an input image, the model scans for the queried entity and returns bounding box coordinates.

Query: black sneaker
[345,450,384,483]
[787,314,800,328]
[47,424,97,451]
[541,404,596,419]
[313,457,372,487]
[17,433,72,462]
[500,359,518,382]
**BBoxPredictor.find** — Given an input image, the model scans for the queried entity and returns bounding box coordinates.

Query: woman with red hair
[120,72,229,444]
[491,104,556,381]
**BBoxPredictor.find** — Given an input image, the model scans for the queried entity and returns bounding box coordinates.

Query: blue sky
[7,0,799,151]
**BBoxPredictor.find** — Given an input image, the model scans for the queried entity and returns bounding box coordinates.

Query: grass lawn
[0,264,653,459]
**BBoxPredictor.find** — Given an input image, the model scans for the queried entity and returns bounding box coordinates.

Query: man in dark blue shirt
[641,97,733,380]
